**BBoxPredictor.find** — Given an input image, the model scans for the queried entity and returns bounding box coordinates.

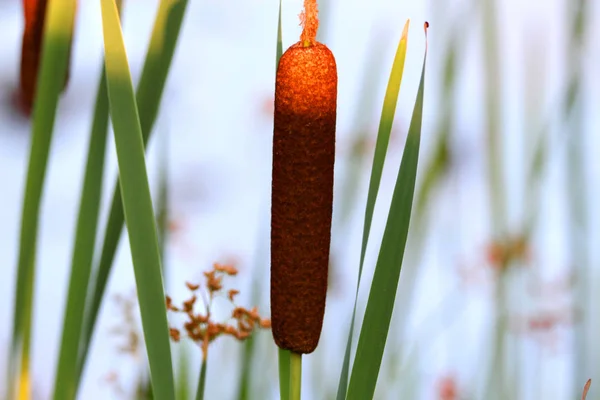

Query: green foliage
[78,0,190,380]
[336,20,410,400]
[345,27,428,400]
[8,0,77,397]
[99,0,175,397]
[4,1,433,398]
[52,1,123,397]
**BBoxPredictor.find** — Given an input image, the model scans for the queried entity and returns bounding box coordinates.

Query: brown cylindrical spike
[270,40,337,354]
[19,0,74,115]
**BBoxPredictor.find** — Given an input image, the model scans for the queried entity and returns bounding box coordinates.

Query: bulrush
[270,0,337,354]
[19,0,75,114]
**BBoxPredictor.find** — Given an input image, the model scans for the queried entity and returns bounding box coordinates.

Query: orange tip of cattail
[299,0,319,46]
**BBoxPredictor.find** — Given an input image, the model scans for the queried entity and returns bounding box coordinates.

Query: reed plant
[22,0,591,399]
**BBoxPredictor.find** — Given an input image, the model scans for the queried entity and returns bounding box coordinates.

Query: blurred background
[0,0,599,398]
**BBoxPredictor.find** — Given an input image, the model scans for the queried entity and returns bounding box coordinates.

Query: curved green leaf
[99,0,175,398]
[78,0,189,380]
[7,0,77,397]
[336,19,410,400]
[346,25,428,400]
[52,3,124,398]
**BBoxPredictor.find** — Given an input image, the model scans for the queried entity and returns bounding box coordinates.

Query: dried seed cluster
[104,292,145,399]
[109,292,142,357]
[166,263,271,360]
[486,235,530,269]
[270,10,338,353]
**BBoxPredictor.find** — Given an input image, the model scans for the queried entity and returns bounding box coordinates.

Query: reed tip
[401,19,410,39]
[582,379,591,400]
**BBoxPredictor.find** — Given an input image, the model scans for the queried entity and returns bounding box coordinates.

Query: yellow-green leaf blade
[336,19,410,400]
[346,24,429,400]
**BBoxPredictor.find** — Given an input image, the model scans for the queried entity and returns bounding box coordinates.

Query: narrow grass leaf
[78,0,190,378]
[157,126,170,278]
[143,126,170,400]
[336,19,410,400]
[565,0,589,391]
[236,231,268,400]
[176,345,191,400]
[346,24,428,400]
[237,325,258,400]
[7,0,76,397]
[53,61,108,400]
[52,3,125,398]
[99,0,175,398]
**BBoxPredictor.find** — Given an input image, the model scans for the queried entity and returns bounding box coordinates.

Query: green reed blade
[346,25,428,400]
[7,0,76,397]
[336,19,410,400]
[52,2,124,397]
[78,0,189,380]
[99,0,175,397]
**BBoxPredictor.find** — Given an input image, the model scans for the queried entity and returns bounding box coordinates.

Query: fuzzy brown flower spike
[271,0,337,354]
[166,263,270,360]
[19,0,75,115]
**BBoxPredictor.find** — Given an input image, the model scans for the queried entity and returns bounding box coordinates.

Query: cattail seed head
[270,39,337,354]
[19,0,74,114]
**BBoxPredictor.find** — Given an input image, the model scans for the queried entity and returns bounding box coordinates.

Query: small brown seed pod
[270,39,337,354]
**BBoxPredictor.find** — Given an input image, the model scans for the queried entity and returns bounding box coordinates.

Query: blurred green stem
[482,0,509,396]
[566,0,588,393]
[488,269,509,400]
[483,0,505,231]
[236,219,268,400]
[195,358,207,400]
[176,344,191,400]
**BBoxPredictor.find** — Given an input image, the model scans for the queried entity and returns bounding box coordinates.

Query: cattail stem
[278,348,291,400]
[289,352,302,400]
